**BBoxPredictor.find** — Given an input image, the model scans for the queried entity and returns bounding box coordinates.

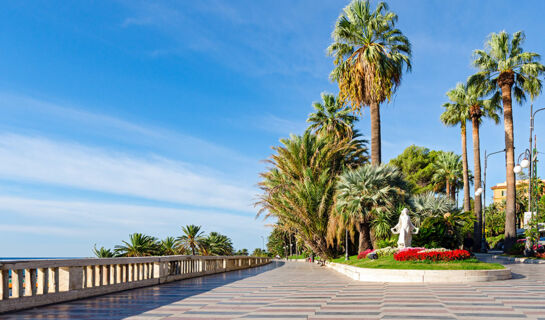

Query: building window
[501,190,506,196]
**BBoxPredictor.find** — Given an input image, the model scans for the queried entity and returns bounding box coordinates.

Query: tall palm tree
[307,92,357,139]
[334,164,407,252]
[469,31,545,251]
[440,94,471,213]
[446,82,501,251]
[177,225,204,255]
[432,152,464,201]
[328,0,411,165]
[257,132,364,259]
[114,233,159,257]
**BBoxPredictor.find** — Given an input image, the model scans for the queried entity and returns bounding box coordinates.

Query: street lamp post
[479,148,506,252]
[515,149,533,256]
[513,105,545,257]
[345,228,349,261]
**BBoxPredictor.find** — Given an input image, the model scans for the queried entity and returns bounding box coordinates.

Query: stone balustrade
[0,255,270,313]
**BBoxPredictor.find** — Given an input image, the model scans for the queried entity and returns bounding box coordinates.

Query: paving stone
[3,258,545,319]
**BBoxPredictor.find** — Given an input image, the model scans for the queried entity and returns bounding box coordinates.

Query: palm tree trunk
[471,117,482,252]
[461,123,471,212]
[499,74,517,252]
[370,101,381,165]
[445,180,451,199]
[357,221,373,252]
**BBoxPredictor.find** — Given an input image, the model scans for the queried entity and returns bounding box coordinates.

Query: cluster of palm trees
[258,0,413,259]
[441,31,545,251]
[93,225,237,257]
[259,0,544,258]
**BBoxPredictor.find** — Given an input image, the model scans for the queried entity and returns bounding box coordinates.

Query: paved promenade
[3,258,545,320]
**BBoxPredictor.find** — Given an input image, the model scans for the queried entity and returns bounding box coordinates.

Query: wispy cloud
[251,114,307,136]
[0,93,255,170]
[119,1,336,78]
[0,195,269,256]
[0,134,256,212]
[0,224,86,237]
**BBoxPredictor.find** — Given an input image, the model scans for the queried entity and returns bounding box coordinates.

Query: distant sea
[0,257,85,261]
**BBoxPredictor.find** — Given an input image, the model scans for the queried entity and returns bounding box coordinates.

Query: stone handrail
[0,255,270,313]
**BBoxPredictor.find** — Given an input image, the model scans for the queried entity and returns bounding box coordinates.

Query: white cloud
[0,195,269,256]
[0,92,255,169]
[0,134,256,212]
[0,224,85,237]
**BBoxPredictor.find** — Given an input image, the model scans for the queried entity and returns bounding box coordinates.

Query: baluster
[47,268,57,293]
[93,265,101,287]
[0,269,8,299]
[25,268,37,296]
[11,269,23,298]
[37,268,47,294]
[85,266,94,288]
[128,264,133,282]
[110,265,116,284]
[115,265,121,284]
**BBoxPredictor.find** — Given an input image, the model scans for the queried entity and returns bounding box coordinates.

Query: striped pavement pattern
[3,257,545,320]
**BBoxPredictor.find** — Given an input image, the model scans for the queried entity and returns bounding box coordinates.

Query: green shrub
[507,242,525,255]
[375,238,397,249]
[487,234,504,250]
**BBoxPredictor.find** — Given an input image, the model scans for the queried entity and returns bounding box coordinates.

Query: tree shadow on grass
[4,261,284,320]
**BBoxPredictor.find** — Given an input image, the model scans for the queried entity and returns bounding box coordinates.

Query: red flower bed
[357,249,374,259]
[394,249,470,262]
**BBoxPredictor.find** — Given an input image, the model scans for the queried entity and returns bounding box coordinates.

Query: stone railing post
[59,267,83,292]
[0,269,8,300]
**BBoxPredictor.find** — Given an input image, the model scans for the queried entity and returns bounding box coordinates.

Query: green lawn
[331,255,504,270]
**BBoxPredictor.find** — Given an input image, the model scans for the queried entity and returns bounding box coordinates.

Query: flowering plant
[534,244,545,258]
[394,248,470,262]
[357,249,374,259]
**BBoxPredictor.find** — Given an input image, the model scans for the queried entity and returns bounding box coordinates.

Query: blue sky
[1,1,544,257]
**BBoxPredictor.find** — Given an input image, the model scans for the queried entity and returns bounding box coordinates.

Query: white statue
[391,208,419,248]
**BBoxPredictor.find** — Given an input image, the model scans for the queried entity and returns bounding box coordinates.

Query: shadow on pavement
[4,261,284,320]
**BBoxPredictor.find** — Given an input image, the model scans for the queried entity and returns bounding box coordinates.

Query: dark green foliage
[252,248,269,257]
[234,249,249,256]
[507,242,525,255]
[389,145,442,194]
[485,203,505,237]
[257,132,366,259]
[375,238,397,249]
[413,211,474,249]
[177,225,205,255]
[93,245,115,258]
[114,233,159,257]
[200,232,234,256]
[307,92,358,139]
[159,237,182,255]
[267,227,289,258]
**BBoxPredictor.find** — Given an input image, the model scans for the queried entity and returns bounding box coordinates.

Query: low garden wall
[0,255,270,313]
[325,261,511,283]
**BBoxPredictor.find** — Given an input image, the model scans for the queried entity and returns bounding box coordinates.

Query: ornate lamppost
[476,148,506,252]
[513,105,545,257]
